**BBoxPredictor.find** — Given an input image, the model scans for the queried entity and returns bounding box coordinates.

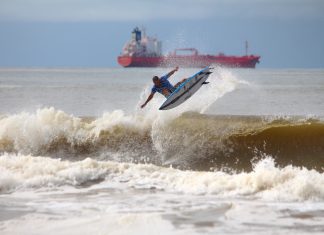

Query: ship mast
[142,27,146,38]
[245,40,249,56]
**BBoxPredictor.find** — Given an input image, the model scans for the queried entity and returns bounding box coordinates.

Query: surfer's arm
[141,93,154,108]
[165,66,179,79]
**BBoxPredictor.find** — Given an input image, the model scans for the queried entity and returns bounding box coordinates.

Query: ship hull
[118,55,260,68]
[117,56,162,67]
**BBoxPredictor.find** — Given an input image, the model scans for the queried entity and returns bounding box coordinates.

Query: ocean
[0,67,324,234]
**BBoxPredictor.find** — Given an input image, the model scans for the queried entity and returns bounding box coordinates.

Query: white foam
[1,154,323,201]
[0,107,106,154]
[0,107,151,155]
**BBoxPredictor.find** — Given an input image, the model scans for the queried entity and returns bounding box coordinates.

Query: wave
[0,68,324,200]
[150,113,324,172]
[1,154,323,201]
[0,108,323,172]
[0,68,323,172]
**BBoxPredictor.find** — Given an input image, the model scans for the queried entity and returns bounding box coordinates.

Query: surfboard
[159,66,213,110]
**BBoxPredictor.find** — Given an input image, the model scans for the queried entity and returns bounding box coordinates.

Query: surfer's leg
[175,78,187,88]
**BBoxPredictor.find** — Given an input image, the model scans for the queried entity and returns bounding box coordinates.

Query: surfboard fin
[202,82,209,85]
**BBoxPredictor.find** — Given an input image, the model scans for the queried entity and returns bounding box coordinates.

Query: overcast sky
[1,0,324,68]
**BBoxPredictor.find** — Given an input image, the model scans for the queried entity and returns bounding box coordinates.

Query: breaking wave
[0,108,323,172]
[1,154,323,201]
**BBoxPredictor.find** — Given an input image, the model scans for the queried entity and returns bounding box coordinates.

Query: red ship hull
[118,55,260,68]
[117,56,162,67]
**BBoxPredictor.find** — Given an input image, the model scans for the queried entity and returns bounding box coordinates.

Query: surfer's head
[152,76,160,86]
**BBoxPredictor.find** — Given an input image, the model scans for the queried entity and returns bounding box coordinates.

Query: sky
[0,0,324,68]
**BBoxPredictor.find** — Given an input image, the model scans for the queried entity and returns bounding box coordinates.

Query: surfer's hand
[141,103,146,109]
[175,66,179,71]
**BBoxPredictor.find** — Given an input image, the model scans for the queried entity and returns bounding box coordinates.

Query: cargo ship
[117,27,260,68]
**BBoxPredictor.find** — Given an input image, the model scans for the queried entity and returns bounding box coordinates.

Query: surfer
[141,66,187,108]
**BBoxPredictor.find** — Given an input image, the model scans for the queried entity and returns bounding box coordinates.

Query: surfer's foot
[202,82,209,85]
